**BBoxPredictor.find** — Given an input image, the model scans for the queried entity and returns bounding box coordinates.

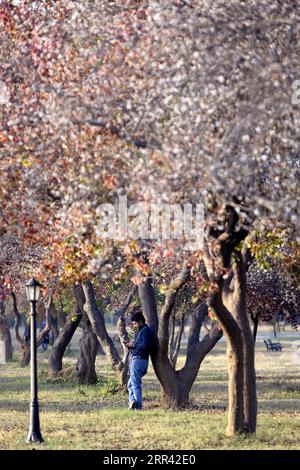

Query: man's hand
[125,341,134,349]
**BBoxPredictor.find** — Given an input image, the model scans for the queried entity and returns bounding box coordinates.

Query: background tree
[247,258,300,341]
[0,300,13,362]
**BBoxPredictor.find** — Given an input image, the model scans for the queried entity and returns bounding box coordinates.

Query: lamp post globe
[25,278,42,303]
[26,278,44,444]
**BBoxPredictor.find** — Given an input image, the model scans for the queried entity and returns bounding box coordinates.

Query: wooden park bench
[264,339,283,351]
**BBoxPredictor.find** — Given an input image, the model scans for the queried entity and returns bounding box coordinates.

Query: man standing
[125,309,156,410]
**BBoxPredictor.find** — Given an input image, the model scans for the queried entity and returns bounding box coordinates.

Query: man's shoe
[128,401,137,410]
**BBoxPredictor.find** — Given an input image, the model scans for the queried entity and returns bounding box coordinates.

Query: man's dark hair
[130,307,145,323]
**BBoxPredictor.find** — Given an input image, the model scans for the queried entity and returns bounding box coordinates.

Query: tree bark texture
[48,309,82,378]
[76,321,98,384]
[0,300,13,362]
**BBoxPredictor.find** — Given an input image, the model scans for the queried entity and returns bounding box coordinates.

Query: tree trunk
[50,317,60,345]
[273,318,277,338]
[137,268,222,409]
[205,254,248,435]
[138,275,159,333]
[252,314,259,342]
[116,315,131,388]
[158,327,222,408]
[161,387,181,407]
[203,208,255,435]
[20,346,31,367]
[232,251,257,434]
[48,310,82,378]
[159,381,198,408]
[19,321,31,367]
[155,303,222,408]
[76,322,98,384]
[154,356,180,407]
[242,333,257,433]
[0,301,13,362]
[73,283,99,385]
[78,281,137,387]
[82,280,121,368]
[226,338,245,436]
[159,372,192,408]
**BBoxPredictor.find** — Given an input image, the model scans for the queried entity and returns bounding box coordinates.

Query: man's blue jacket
[131,324,156,360]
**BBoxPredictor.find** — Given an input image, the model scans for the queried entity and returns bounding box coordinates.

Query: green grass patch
[1,326,300,449]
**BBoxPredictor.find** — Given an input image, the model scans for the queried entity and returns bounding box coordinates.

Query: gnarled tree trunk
[0,300,13,362]
[76,321,98,384]
[225,335,245,435]
[21,341,31,367]
[74,284,98,385]
[232,251,257,433]
[48,308,82,378]
[208,281,246,435]
[138,271,222,408]
[203,210,257,435]
[49,317,59,345]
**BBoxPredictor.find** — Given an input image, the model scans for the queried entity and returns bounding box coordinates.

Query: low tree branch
[158,264,190,357]
[138,274,159,333]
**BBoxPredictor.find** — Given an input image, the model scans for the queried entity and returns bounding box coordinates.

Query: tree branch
[74,119,161,150]
[171,313,186,368]
[232,249,247,309]
[82,280,122,371]
[114,285,138,318]
[187,303,208,354]
[37,290,53,347]
[158,264,190,357]
[138,274,159,333]
[115,285,138,364]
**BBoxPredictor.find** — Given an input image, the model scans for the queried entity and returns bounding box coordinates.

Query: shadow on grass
[256,374,300,382]
[0,399,126,413]
[0,377,31,394]
[258,398,300,412]
[0,396,229,415]
[0,378,80,394]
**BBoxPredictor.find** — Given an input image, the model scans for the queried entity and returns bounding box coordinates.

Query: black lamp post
[25,278,44,443]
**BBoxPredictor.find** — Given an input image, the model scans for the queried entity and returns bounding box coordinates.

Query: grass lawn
[0,327,300,450]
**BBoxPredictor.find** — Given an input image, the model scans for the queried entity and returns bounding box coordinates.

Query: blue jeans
[128,358,148,410]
